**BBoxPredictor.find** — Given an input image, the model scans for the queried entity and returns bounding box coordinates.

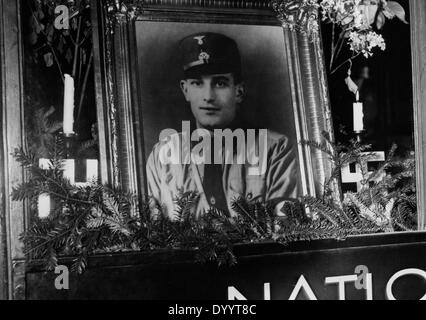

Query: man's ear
[180,80,190,102]
[235,82,245,104]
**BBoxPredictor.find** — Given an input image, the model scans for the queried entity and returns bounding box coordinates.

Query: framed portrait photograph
[138,22,305,216]
[91,0,334,216]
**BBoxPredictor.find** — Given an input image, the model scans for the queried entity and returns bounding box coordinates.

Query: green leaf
[362,4,379,26]
[376,12,386,30]
[344,76,359,95]
[387,1,408,24]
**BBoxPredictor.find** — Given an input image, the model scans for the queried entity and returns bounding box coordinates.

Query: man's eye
[190,80,202,86]
[215,81,228,87]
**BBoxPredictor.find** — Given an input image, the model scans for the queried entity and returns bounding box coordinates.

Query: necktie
[203,163,229,214]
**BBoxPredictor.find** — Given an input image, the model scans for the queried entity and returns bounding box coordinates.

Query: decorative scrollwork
[271,0,320,40]
[106,0,144,28]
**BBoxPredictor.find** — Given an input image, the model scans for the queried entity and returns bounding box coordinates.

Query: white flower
[348,30,386,57]
[328,1,384,27]
[353,6,367,29]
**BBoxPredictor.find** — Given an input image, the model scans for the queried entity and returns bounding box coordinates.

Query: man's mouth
[200,106,220,112]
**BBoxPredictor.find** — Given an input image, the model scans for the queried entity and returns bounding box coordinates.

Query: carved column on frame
[104,1,144,196]
[111,3,142,195]
[91,0,119,187]
[272,0,336,197]
[92,0,143,192]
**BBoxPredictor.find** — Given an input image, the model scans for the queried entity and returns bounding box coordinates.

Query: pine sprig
[302,132,417,233]
[15,133,417,274]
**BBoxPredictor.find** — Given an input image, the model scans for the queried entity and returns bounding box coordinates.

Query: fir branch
[302,196,340,227]
[231,197,267,236]
[16,135,417,273]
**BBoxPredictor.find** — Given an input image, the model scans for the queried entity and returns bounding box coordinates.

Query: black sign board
[26,232,426,300]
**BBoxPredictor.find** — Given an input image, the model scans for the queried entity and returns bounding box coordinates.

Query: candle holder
[354,130,364,143]
[60,132,78,159]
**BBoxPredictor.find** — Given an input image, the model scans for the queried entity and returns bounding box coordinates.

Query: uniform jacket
[146,129,299,219]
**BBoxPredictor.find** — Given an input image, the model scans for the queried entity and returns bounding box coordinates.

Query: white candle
[353,102,364,132]
[63,74,75,135]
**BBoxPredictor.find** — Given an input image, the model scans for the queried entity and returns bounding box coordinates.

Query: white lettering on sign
[325,274,358,300]
[264,282,271,300]
[226,267,426,300]
[228,286,247,300]
[365,273,373,300]
[386,268,426,300]
[288,275,317,300]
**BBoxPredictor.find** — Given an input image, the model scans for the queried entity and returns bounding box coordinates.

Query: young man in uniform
[146,32,298,218]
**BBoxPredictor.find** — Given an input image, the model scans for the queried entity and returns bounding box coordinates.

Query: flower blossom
[348,30,386,57]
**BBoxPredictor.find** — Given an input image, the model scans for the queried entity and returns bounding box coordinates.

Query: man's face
[180,73,244,130]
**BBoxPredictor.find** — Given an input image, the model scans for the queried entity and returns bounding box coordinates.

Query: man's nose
[202,86,215,102]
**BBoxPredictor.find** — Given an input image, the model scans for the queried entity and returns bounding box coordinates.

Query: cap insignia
[193,35,205,45]
[198,51,210,63]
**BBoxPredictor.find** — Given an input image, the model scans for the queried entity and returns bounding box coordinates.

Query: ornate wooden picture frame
[91,0,335,205]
